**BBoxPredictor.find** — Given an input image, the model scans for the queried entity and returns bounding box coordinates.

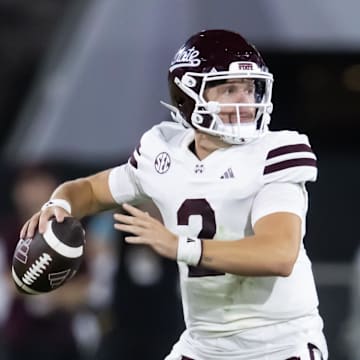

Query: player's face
[204,79,256,123]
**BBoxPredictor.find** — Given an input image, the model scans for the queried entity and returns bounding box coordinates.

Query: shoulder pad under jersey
[262,131,317,184]
[128,121,187,170]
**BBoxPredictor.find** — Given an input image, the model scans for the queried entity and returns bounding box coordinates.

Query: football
[12,217,85,295]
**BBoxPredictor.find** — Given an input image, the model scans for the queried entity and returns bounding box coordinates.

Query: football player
[21,29,328,359]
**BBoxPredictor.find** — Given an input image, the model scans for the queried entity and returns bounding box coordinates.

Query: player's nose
[232,88,249,102]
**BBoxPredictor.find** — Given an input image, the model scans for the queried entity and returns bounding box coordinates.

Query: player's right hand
[20,206,70,240]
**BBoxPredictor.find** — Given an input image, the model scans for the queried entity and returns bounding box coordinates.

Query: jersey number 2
[177,199,224,277]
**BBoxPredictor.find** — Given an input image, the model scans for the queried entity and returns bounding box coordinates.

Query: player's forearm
[51,178,111,218]
[200,235,299,277]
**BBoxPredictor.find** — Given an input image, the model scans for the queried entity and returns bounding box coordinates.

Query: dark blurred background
[0,0,359,359]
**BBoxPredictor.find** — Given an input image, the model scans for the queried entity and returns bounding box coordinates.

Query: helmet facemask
[171,62,273,144]
[162,29,274,144]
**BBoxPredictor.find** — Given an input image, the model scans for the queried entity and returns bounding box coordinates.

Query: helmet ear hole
[191,113,203,125]
[182,74,197,88]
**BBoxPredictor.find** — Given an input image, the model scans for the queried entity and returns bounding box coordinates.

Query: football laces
[22,253,53,285]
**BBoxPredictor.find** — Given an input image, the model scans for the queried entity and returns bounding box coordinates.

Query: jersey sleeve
[251,182,307,227]
[263,132,317,184]
[109,127,156,204]
[108,132,147,204]
[108,163,144,204]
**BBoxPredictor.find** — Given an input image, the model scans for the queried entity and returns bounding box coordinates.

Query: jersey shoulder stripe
[127,121,187,171]
[264,157,317,175]
[263,131,317,183]
[128,143,141,169]
[264,142,317,175]
[266,143,313,159]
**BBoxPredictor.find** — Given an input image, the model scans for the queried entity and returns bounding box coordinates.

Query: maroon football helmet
[161,29,274,144]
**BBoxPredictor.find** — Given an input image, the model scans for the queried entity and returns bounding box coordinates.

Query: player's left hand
[113,203,178,260]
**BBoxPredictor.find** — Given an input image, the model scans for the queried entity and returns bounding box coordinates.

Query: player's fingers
[26,213,41,238]
[122,203,149,218]
[38,210,55,234]
[114,223,144,236]
[113,213,132,223]
[54,208,70,223]
[124,236,144,244]
[38,214,50,234]
[20,220,31,240]
[113,213,148,227]
[38,207,69,233]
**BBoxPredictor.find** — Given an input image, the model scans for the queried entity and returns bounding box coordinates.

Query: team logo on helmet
[154,152,171,174]
[169,46,201,72]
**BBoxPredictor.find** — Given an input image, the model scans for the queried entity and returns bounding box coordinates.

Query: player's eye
[221,84,237,95]
[220,83,255,97]
[246,84,255,95]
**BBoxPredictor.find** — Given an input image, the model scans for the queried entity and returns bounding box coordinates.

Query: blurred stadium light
[3,0,360,165]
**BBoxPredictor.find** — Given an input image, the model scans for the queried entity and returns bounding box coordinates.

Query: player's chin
[205,133,231,148]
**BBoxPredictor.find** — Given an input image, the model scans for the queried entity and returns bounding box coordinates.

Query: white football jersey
[109,121,327,359]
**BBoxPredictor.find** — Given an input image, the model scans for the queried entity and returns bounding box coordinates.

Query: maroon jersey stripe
[135,143,141,155]
[128,143,141,169]
[263,158,317,175]
[128,153,138,169]
[266,144,313,159]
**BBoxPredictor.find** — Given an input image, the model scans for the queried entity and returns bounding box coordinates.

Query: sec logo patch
[154,152,171,174]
